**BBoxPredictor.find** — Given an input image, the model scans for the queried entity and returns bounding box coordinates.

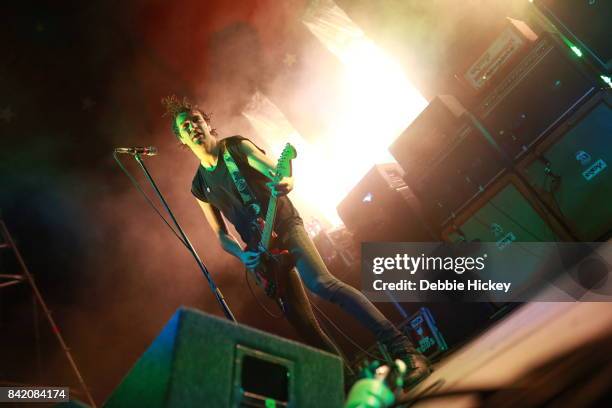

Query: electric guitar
[246,143,297,303]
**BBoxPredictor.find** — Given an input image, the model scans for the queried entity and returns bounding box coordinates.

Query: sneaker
[399,351,432,388]
[383,334,432,388]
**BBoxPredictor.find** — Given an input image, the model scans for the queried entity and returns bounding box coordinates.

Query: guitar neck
[259,143,296,250]
[261,195,278,250]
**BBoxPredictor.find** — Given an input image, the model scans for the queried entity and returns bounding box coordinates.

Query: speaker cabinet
[442,173,572,243]
[104,308,344,408]
[476,34,597,161]
[414,124,507,227]
[337,163,436,242]
[518,90,612,241]
[441,174,576,302]
[389,95,468,184]
[389,96,507,228]
[534,0,612,72]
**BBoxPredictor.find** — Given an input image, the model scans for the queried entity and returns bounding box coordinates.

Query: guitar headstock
[280,143,297,161]
[276,143,297,179]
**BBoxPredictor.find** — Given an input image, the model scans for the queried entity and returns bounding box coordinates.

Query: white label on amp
[582,159,607,181]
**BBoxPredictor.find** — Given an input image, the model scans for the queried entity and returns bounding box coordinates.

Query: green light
[560,36,584,58]
[570,46,583,57]
[601,75,612,89]
[265,398,276,408]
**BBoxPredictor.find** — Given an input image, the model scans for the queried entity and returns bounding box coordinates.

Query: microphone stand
[132,153,237,322]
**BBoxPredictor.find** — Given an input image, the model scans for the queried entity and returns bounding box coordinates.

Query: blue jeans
[281,224,405,352]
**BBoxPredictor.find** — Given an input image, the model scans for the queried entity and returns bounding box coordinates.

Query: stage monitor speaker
[104,308,344,408]
[336,163,436,242]
[534,0,612,72]
[476,34,598,161]
[519,90,612,241]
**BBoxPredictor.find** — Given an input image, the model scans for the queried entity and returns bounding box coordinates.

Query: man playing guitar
[162,95,431,387]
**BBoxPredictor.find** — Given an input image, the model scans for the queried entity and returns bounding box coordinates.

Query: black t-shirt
[191,136,302,244]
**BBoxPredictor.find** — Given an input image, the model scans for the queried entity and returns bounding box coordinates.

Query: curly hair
[161,94,218,140]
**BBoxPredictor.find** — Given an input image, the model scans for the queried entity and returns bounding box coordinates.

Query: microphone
[114,146,158,156]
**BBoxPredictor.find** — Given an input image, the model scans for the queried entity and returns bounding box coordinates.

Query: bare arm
[238,140,294,196]
[196,199,260,268]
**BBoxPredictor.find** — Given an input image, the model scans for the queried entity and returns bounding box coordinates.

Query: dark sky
[0,0,531,404]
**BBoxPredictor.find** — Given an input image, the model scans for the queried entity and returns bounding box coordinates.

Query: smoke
[61,4,306,401]
[2,0,542,404]
[335,0,533,99]
[0,1,298,403]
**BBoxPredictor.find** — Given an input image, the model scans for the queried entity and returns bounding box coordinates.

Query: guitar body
[247,244,294,301]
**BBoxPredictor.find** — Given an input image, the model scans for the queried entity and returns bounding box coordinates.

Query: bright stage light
[244,1,426,226]
[242,93,335,225]
[302,1,427,225]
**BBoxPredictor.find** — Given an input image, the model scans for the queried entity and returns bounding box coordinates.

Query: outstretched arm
[238,140,294,196]
[196,199,260,268]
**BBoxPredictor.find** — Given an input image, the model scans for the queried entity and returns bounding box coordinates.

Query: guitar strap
[222,143,262,219]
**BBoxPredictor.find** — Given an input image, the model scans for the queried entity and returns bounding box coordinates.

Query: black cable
[530,155,572,237]
[513,166,580,241]
[116,151,284,319]
[113,152,189,248]
[310,300,381,361]
[244,268,284,319]
[116,148,238,321]
[538,159,573,234]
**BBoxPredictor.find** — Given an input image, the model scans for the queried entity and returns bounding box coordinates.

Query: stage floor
[404,300,612,407]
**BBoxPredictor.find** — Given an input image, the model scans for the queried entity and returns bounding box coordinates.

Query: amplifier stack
[517,90,612,241]
[389,95,507,227]
[475,32,598,162]
[339,8,610,244]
